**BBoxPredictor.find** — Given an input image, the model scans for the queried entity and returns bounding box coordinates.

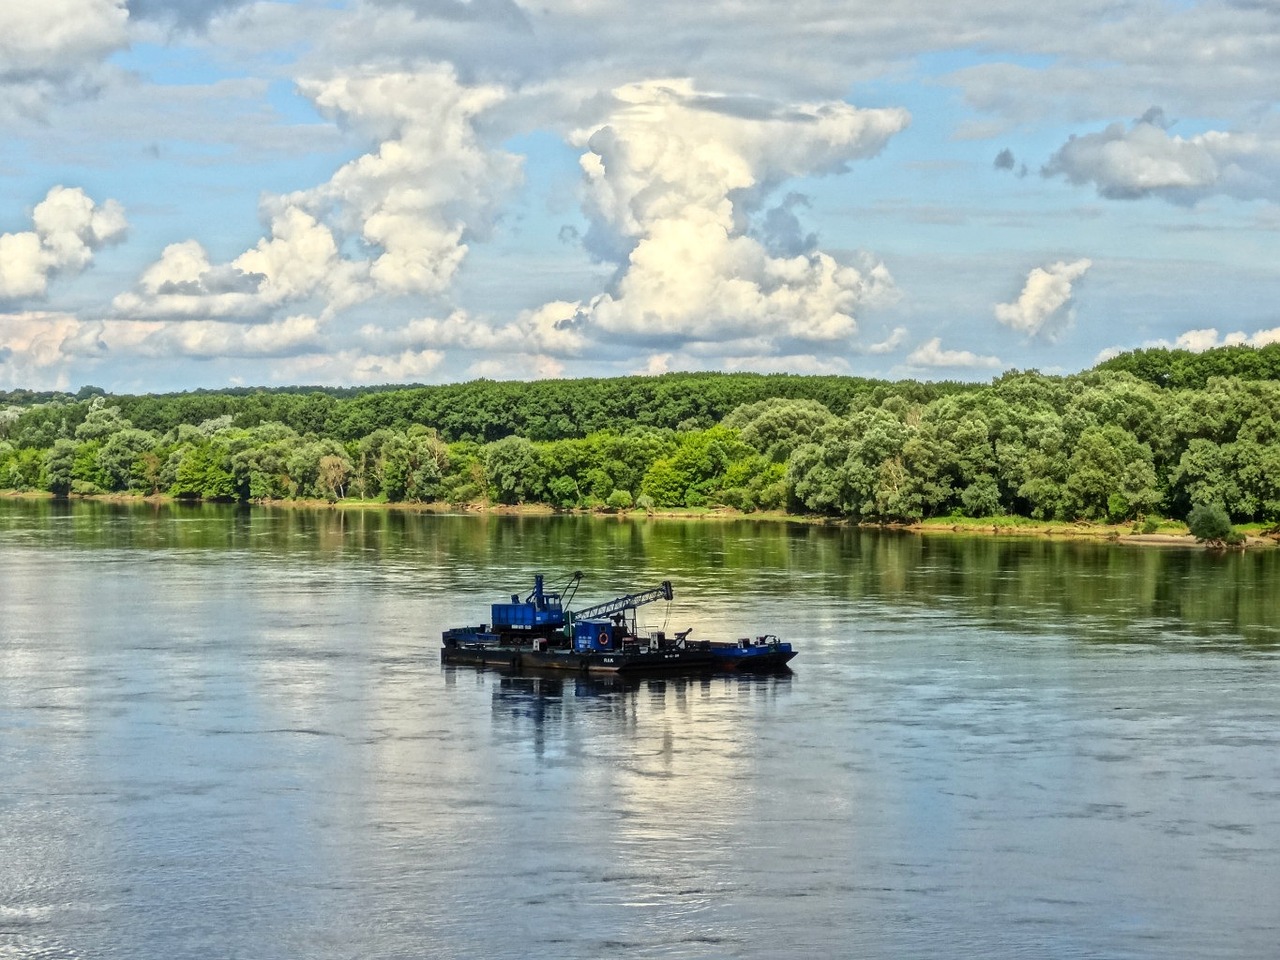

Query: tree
[606,488,634,510]
[97,428,159,492]
[960,475,1002,518]
[317,454,351,500]
[74,400,133,442]
[547,475,580,508]
[1065,425,1161,521]
[484,435,543,504]
[1187,503,1233,543]
[722,398,837,462]
[45,440,77,497]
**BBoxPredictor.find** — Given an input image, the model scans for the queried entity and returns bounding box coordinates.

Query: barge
[440,573,795,676]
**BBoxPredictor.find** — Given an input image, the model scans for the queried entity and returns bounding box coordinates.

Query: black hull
[711,649,798,672]
[441,644,715,676]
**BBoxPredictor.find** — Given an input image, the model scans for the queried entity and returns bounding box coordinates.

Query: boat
[704,634,797,672]
[440,573,796,676]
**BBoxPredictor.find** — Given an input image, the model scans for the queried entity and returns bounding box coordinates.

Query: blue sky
[2,0,1280,392]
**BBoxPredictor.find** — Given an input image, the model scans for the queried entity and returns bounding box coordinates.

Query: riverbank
[6,489,1277,546]
[906,516,1279,548]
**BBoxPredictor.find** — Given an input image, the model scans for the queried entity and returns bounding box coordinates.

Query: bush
[1187,503,1233,542]
[605,489,633,510]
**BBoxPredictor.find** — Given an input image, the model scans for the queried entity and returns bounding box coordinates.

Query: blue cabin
[490,575,568,631]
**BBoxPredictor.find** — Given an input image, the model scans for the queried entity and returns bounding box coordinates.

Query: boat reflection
[483,668,794,751]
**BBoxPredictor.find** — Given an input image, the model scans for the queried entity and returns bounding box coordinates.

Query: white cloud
[0,186,128,302]
[359,300,587,358]
[906,337,1002,370]
[286,67,520,297]
[0,311,88,388]
[639,352,673,375]
[865,326,908,355]
[1095,325,1280,365]
[466,354,565,380]
[994,259,1091,338]
[0,0,128,119]
[271,348,447,386]
[115,65,519,323]
[1043,114,1280,203]
[555,79,907,349]
[722,353,852,375]
[1126,325,1280,356]
[129,315,325,358]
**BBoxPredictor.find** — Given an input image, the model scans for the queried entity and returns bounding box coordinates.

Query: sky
[2,1,1280,393]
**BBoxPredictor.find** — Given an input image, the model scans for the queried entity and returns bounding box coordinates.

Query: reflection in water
[2,499,1280,959]
[4,499,1278,646]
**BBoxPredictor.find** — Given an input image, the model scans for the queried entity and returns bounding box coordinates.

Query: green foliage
[722,397,837,463]
[639,426,756,508]
[605,488,634,510]
[45,440,76,498]
[1098,343,1280,390]
[960,476,1002,518]
[1187,503,1233,543]
[97,428,159,492]
[8,359,1280,526]
[485,436,543,504]
[1065,424,1160,521]
[170,441,236,501]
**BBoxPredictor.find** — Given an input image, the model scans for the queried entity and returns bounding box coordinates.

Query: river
[2,499,1278,959]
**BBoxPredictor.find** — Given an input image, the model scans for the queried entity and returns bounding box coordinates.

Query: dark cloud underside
[128,0,252,29]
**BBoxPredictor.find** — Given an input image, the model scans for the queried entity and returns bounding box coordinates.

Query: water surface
[2,500,1278,958]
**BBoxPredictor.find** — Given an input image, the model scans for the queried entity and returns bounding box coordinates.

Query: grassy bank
[8,489,1277,546]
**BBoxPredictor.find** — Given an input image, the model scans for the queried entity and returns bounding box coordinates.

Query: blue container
[574,619,614,652]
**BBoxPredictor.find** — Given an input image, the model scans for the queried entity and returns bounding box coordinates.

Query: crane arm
[571,581,674,621]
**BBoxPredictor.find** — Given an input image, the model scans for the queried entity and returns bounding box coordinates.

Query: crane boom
[571,581,674,621]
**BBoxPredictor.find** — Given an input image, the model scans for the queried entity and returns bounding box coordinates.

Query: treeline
[1,372,964,447]
[2,352,1279,523]
[1096,342,1280,389]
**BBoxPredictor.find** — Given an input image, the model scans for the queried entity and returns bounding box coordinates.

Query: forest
[3,343,1280,525]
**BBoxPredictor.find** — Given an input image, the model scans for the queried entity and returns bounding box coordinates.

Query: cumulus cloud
[906,337,1002,370]
[1094,324,1280,365]
[1134,325,1280,356]
[865,326,908,355]
[0,186,128,302]
[994,259,1091,338]
[1043,110,1280,203]
[0,0,128,119]
[116,65,519,323]
[546,79,908,351]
